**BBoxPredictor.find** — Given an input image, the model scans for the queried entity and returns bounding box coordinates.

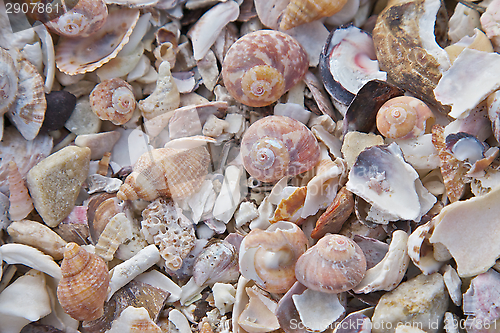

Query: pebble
[42,91,77,132]
[341,131,384,168]
[75,131,122,160]
[65,97,102,135]
[26,146,91,227]
[371,273,448,333]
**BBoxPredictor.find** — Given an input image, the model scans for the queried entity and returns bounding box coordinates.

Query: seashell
[7,161,33,221]
[341,131,384,169]
[481,0,500,51]
[407,221,442,275]
[487,90,500,142]
[295,234,366,294]
[376,96,435,140]
[0,243,62,279]
[90,78,137,125]
[193,240,239,286]
[44,0,108,38]
[95,213,134,261]
[238,286,280,333]
[279,0,349,30]
[0,47,18,116]
[75,130,121,160]
[141,198,196,271]
[444,28,493,64]
[269,186,307,224]
[448,4,481,44]
[212,283,236,315]
[239,221,308,293]
[7,56,47,141]
[97,152,112,176]
[372,0,451,114]
[106,306,162,333]
[354,235,389,269]
[240,115,321,183]
[88,195,127,243]
[212,165,244,225]
[42,91,77,132]
[57,242,110,321]
[221,30,309,107]
[55,8,140,75]
[442,265,461,306]
[117,145,210,202]
[311,186,354,239]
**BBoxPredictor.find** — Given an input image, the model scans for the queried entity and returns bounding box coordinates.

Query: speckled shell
[90,78,136,125]
[376,96,435,139]
[239,221,308,293]
[193,240,239,286]
[295,234,367,293]
[45,0,108,38]
[221,30,308,107]
[0,47,18,116]
[7,161,33,221]
[117,146,211,201]
[280,0,350,30]
[240,116,320,183]
[57,242,110,321]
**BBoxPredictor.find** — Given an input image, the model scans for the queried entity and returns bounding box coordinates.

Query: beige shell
[7,161,33,221]
[95,213,133,261]
[45,0,108,38]
[89,195,127,243]
[376,96,435,139]
[221,30,308,107]
[107,306,162,333]
[55,8,140,75]
[0,47,18,116]
[90,78,136,125]
[117,145,211,201]
[295,234,367,293]
[57,242,110,321]
[240,115,321,183]
[97,151,112,176]
[279,0,350,30]
[239,221,308,293]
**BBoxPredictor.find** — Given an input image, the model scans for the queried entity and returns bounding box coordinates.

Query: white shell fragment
[135,270,182,303]
[430,185,500,277]
[408,221,443,275]
[95,213,134,261]
[442,265,462,306]
[212,282,236,315]
[0,243,62,280]
[353,230,410,293]
[169,309,192,333]
[435,49,500,119]
[213,165,245,224]
[238,286,280,333]
[463,268,500,329]
[292,289,345,332]
[107,306,162,333]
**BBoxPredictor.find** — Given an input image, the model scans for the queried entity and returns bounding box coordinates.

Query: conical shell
[295,234,367,293]
[8,161,33,221]
[57,242,110,321]
[0,47,18,116]
[117,145,211,201]
[279,0,350,30]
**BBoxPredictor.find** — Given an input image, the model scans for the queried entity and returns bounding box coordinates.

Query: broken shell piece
[481,0,500,51]
[239,221,308,293]
[193,240,239,286]
[407,221,443,275]
[87,174,122,195]
[448,4,481,44]
[463,268,500,329]
[0,47,18,116]
[429,185,500,277]
[270,186,307,224]
[0,243,62,279]
[446,132,486,164]
[280,0,349,30]
[292,289,345,332]
[487,90,500,142]
[90,78,136,125]
[445,28,493,64]
[442,265,462,306]
[238,286,280,333]
[55,8,140,75]
[95,213,133,261]
[7,161,33,221]
[135,270,181,303]
[391,134,440,171]
[320,25,387,115]
[341,131,385,169]
[106,306,162,333]
[295,234,367,294]
[353,230,410,293]
[75,131,121,160]
[354,235,389,269]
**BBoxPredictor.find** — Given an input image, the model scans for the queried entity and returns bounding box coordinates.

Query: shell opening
[262,248,294,270]
[112,86,136,114]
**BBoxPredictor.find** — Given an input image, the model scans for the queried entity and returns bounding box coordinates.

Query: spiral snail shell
[295,234,367,293]
[221,30,308,107]
[279,0,350,31]
[240,115,321,183]
[57,242,110,321]
[90,78,137,125]
[376,96,435,140]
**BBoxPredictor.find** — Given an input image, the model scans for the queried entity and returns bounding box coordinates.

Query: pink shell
[8,161,33,221]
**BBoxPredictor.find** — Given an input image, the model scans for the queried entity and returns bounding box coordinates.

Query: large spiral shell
[279,0,350,30]
[240,115,321,183]
[221,30,308,107]
[90,78,136,125]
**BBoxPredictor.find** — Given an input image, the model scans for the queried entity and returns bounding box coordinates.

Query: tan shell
[0,47,18,116]
[7,161,33,221]
[295,234,367,293]
[57,243,110,321]
[221,30,309,107]
[279,0,350,30]
[107,306,162,333]
[117,146,211,201]
[239,221,308,293]
[45,0,108,38]
[240,116,321,183]
[376,96,435,139]
[55,8,140,75]
[90,78,136,125]
[269,186,307,224]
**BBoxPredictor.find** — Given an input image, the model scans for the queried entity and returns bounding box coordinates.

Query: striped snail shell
[90,78,136,125]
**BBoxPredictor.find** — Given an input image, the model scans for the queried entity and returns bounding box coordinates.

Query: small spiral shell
[295,234,367,293]
[45,0,108,38]
[279,0,350,30]
[221,30,308,107]
[376,96,435,139]
[8,161,33,221]
[57,242,110,321]
[90,78,136,125]
[240,115,320,183]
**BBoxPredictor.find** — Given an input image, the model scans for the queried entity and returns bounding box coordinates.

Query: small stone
[65,97,102,135]
[372,273,448,333]
[42,91,77,132]
[75,131,121,160]
[341,131,384,168]
[27,146,91,228]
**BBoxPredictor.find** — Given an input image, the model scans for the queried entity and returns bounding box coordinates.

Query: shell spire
[279,0,350,30]
[8,161,33,221]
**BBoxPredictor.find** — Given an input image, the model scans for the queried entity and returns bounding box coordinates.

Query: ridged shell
[221,30,308,107]
[280,0,350,31]
[295,234,367,293]
[45,0,108,38]
[57,243,110,321]
[311,186,354,239]
[376,96,435,139]
[240,116,320,183]
[0,47,18,116]
[239,221,308,293]
[90,78,136,125]
[107,306,162,333]
[117,146,211,201]
[7,161,33,221]
[55,8,140,75]
[193,240,239,286]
